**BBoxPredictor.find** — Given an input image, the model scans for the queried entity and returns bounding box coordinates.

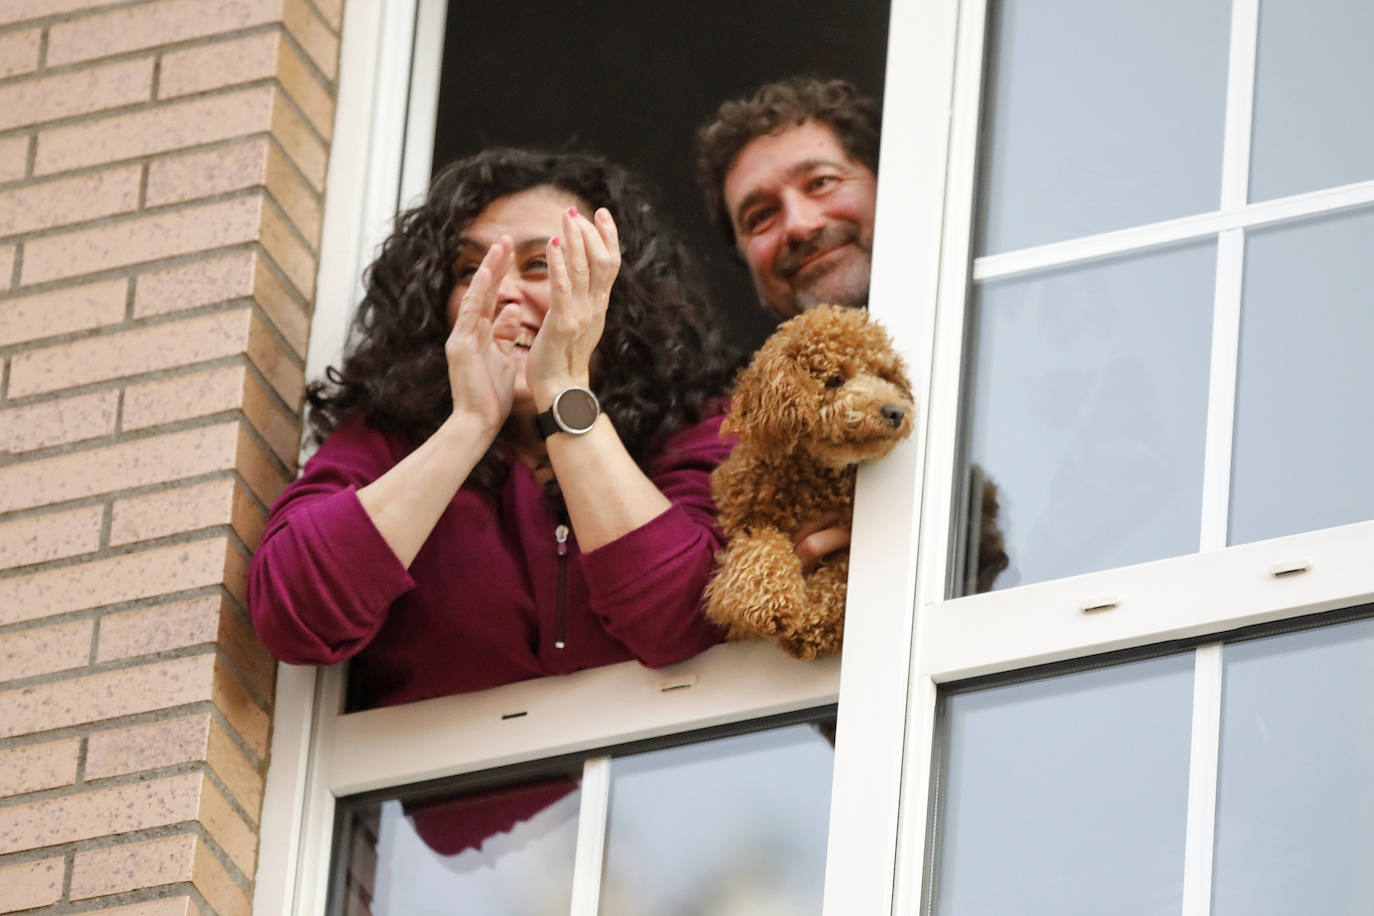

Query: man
[695,77,880,319]
[695,77,1008,590]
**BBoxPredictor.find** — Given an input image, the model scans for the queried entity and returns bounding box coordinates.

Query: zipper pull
[554,524,569,556]
[553,524,569,650]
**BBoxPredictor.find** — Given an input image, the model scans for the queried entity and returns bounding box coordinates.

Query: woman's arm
[527,206,674,549]
[356,237,522,567]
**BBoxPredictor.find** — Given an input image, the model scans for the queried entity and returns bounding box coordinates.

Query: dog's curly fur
[705,305,915,660]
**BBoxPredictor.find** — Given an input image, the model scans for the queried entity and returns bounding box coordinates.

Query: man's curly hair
[308,147,736,494]
[695,77,881,245]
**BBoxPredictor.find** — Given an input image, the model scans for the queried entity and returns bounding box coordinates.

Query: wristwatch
[534,386,601,439]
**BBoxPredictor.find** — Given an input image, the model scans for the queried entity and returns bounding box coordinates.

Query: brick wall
[0,1,341,913]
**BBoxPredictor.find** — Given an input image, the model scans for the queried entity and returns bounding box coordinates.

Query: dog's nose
[881,404,905,428]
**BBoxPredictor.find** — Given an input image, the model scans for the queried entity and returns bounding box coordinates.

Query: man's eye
[742,207,776,234]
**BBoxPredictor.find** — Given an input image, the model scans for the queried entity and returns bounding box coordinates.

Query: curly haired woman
[247,148,737,710]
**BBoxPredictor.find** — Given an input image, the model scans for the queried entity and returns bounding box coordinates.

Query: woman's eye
[524,257,548,273]
[808,175,837,192]
[454,264,478,282]
[825,375,844,389]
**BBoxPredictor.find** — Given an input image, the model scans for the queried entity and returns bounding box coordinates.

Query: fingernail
[551,236,560,247]
[568,206,578,217]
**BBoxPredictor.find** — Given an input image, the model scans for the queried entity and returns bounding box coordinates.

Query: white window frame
[255,1,1374,912]
[888,1,1374,913]
[253,1,944,912]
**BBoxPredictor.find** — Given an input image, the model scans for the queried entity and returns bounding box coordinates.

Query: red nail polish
[551,237,560,247]
[568,206,578,217]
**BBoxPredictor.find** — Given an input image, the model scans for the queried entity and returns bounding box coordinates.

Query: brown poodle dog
[705,305,915,660]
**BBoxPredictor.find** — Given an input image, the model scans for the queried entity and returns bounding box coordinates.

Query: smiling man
[696,77,881,319]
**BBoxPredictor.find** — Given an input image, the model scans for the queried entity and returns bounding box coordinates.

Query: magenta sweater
[247,414,732,708]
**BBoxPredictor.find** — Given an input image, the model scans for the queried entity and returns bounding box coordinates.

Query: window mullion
[1200,227,1245,552]
[1200,0,1260,552]
[1181,643,1225,916]
[569,756,612,916]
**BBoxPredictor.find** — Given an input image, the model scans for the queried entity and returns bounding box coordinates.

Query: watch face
[555,388,599,432]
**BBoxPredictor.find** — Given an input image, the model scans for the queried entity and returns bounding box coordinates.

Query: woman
[248,148,737,710]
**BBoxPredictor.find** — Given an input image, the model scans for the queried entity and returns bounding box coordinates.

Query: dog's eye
[825,375,844,389]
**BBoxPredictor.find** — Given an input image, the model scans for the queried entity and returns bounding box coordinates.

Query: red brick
[282,0,338,80]
[0,135,28,183]
[0,619,93,682]
[47,0,281,68]
[0,537,233,627]
[0,739,80,797]
[0,856,63,912]
[95,595,220,661]
[0,0,121,28]
[146,139,272,210]
[0,391,120,456]
[0,505,104,571]
[0,653,216,740]
[0,771,209,854]
[94,594,275,704]
[271,88,326,191]
[158,31,278,99]
[110,479,244,547]
[70,833,197,900]
[275,33,334,141]
[0,28,41,79]
[133,251,256,319]
[0,165,141,238]
[9,308,253,397]
[251,254,309,357]
[0,57,153,133]
[122,366,245,430]
[246,307,306,407]
[21,196,263,287]
[0,423,239,516]
[35,85,274,176]
[0,278,127,348]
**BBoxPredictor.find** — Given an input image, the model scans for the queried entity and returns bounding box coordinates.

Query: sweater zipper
[553,524,569,649]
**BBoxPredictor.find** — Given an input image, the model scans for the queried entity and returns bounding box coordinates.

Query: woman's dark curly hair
[307,147,736,493]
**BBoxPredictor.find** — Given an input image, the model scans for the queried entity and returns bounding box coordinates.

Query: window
[902,0,1374,912]
[256,1,1374,913]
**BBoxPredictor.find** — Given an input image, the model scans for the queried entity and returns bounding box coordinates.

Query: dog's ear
[723,335,809,454]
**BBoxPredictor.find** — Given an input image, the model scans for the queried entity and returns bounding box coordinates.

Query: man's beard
[775,223,872,311]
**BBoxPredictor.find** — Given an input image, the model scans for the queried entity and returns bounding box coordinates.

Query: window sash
[896,0,1374,912]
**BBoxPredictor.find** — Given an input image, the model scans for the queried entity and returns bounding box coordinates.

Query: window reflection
[334,777,581,916]
[1229,207,1374,545]
[933,653,1194,916]
[1212,615,1374,915]
[959,242,1215,592]
[600,722,835,915]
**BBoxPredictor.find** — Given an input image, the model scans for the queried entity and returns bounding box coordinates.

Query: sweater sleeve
[247,420,416,665]
[576,412,735,667]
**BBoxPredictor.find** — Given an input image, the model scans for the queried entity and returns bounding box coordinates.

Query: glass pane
[933,653,1195,916]
[961,242,1215,592]
[1212,615,1374,915]
[976,0,1230,255]
[1228,207,1374,545]
[1249,0,1374,201]
[334,776,581,916]
[600,722,834,915]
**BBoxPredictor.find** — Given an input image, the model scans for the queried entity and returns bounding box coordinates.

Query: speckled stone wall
[0,1,341,913]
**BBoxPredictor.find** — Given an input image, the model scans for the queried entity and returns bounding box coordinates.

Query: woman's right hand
[444,237,523,437]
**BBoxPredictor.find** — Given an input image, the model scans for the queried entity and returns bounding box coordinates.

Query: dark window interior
[430,0,890,354]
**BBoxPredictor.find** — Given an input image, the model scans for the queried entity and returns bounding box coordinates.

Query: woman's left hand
[526,206,621,408]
